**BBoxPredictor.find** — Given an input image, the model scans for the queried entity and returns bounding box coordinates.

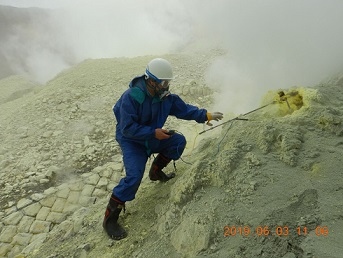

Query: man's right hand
[155,128,171,140]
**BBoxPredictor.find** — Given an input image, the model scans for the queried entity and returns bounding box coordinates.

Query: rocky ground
[0,51,343,258]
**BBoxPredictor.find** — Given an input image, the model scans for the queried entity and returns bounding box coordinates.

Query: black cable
[214,120,234,156]
[174,130,193,166]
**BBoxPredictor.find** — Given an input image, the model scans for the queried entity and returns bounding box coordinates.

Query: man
[103,58,223,240]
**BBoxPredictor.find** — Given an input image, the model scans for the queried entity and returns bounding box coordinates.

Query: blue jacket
[113,75,207,145]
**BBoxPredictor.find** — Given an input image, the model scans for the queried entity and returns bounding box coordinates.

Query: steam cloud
[1,0,343,113]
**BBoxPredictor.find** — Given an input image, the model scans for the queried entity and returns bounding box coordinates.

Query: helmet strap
[145,69,162,83]
[145,78,156,96]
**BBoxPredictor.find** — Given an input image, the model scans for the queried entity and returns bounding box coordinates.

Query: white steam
[188,0,343,113]
[1,0,343,114]
[1,0,192,83]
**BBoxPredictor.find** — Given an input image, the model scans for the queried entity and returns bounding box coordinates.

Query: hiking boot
[149,154,175,182]
[103,195,127,240]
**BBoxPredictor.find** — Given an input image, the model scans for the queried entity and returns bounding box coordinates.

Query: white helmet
[145,58,174,82]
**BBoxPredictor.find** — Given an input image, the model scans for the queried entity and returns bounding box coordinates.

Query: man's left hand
[206,112,223,126]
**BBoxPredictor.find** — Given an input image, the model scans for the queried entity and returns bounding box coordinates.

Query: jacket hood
[129,75,147,93]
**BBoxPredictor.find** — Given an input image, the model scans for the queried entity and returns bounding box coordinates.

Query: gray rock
[0,225,17,243]
[23,202,42,217]
[17,216,35,233]
[30,220,51,234]
[46,212,66,224]
[11,232,33,246]
[282,253,296,258]
[36,207,51,221]
[17,198,33,209]
[20,233,48,255]
[3,211,24,226]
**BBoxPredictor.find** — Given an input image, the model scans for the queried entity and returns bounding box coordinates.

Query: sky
[1,0,343,113]
[0,0,68,8]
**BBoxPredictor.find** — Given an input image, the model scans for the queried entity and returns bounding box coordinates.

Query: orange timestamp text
[223,225,329,237]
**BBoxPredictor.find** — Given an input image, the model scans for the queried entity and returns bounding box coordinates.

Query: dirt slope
[0,52,342,258]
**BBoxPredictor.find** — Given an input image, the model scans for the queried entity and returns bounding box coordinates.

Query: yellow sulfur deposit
[261,87,318,117]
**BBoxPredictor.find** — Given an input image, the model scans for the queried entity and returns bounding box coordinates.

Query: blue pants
[113,133,186,202]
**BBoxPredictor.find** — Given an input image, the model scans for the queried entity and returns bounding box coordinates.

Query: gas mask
[155,80,170,100]
[145,71,171,100]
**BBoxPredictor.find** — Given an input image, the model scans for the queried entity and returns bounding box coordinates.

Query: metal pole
[199,101,275,135]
